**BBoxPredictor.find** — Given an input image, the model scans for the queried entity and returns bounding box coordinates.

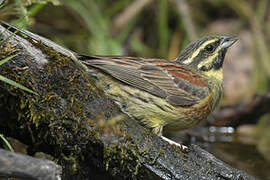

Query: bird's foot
[161,136,189,153]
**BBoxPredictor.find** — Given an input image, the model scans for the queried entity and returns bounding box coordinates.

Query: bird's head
[176,35,238,82]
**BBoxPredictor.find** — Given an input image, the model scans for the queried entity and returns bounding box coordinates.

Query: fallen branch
[213,93,270,126]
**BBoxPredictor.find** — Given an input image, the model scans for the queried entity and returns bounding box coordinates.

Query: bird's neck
[206,70,224,110]
[203,68,223,82]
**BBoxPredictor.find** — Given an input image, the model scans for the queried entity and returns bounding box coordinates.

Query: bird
[78,35,237,150]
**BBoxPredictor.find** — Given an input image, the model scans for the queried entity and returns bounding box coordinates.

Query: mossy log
[0,22,255,180]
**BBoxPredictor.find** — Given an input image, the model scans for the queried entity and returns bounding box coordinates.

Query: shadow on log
[0,22,255,179]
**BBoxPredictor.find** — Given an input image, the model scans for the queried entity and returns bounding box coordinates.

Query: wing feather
[80,55,209,106]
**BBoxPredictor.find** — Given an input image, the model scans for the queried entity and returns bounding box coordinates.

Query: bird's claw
[161,136,189,153]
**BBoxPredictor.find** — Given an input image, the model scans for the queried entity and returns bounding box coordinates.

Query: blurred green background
[2,0,269,101]
[1,0,270,179]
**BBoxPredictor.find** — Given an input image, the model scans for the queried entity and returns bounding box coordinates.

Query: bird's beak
[220,35,238,49]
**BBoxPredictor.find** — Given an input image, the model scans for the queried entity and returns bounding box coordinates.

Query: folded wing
[80,55,209,106]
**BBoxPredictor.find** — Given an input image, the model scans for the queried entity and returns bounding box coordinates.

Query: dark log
[0,149,61,180]
[0,22,255,180]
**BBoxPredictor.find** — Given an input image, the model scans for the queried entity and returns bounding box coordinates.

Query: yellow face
[196,38,223,82]
[177,36,237,82]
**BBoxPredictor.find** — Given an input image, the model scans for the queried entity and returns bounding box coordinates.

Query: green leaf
[0,0,4,8]
[22,0,60,6]
[158,0,169,58]
[0,74,38,95]
[0,26,20,45]
[0,134,14,152]
[0,54,19,66]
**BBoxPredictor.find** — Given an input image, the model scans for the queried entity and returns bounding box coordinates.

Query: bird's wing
[80,55,209,106]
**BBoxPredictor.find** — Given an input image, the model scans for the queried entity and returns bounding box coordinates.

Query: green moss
[0,30,130,178]
[62,154,80,174]
[102,132,166,179]
[104,140,143,178]
[0,38,102,172]
[0,41,18,56]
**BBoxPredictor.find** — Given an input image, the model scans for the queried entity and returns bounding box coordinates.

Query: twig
[223,0,270,78]
[113,0,153,31]
[213,93,270,126]
[173,0,197,40]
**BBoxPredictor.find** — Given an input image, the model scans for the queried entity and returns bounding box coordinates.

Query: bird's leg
[153,126,188,152]
[160,136,188,152]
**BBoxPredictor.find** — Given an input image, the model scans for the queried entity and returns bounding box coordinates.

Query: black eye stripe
[205,44,214,52]
[204,41,219,53]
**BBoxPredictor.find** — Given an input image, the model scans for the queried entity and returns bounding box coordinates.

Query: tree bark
[0,22,255,180]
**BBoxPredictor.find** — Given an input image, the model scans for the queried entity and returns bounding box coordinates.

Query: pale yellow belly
[92,71,215,132]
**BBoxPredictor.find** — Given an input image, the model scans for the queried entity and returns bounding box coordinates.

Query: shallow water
[168,126,270,180]
[194,127,270,180]
[203,142,270,180]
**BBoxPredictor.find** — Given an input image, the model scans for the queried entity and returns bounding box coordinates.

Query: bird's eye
[200,66,208,71]
[205,44,215,53]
